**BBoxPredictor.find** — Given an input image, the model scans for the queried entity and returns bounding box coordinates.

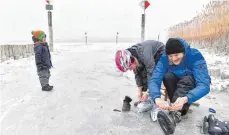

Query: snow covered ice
[0,43,229,135]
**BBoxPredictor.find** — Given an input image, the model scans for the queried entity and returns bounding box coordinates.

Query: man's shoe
[122,96,132,112]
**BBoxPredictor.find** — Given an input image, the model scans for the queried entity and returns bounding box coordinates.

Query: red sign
[46,0,50,4]
[145,1,150,9]
[139,0,150,10]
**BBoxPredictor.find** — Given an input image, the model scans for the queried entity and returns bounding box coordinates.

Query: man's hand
[137,88,143,100]
[155,98,171,110]
[140,92,149,102]
[170,97,188,111]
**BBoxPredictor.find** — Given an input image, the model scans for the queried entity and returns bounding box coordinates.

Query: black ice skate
[203,114,229,135]
[157,110,176,135]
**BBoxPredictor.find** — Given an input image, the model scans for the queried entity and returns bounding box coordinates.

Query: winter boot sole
[157,110,176,135]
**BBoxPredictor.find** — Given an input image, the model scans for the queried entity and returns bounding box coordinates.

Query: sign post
[116,32,119,44]
[139,0,150,42]
[85,32,87,45]
[46,0,54,51]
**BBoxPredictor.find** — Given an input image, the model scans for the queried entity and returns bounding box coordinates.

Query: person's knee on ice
[114,40,165,101]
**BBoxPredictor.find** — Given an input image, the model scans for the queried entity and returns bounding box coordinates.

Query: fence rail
[0,44,34,63]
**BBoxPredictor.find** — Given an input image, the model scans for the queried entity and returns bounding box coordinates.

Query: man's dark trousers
[163,72,195,115]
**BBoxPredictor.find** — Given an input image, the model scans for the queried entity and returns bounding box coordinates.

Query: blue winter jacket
[34,42,52,71]
[149,38,211,104]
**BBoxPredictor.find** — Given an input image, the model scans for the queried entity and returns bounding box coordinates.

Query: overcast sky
[0,0,209,44]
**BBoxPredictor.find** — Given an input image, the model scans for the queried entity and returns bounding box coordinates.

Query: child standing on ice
[31,30,53,91]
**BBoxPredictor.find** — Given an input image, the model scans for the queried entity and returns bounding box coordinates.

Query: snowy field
[0,43,229,135]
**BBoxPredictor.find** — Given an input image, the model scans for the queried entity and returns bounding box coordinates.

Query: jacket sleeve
[149,55,168,102]
[34,45,43,67]
[186,51,211,104]
[145,64,154,85]
[134,69,143,88]
[143,41,165,87]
